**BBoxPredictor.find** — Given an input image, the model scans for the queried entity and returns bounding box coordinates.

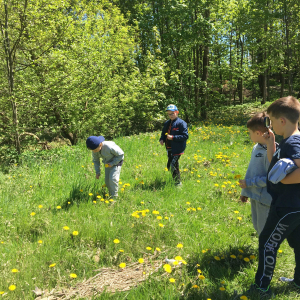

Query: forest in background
[1,0,300,163]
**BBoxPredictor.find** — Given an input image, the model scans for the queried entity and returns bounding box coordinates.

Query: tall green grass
[0,103,297,299]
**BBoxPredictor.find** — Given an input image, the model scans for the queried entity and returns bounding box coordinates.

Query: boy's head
[247,112,269,144]
[166,104,179,120]
[267,96,300,135]
[86,136,105,152]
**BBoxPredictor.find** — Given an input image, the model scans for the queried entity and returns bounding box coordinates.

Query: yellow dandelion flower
[237,217,242,221]
[244,257,250,262]
[163,264,172,273]
[175,256,183,261]
[157,216,162,220]
[234,211,239,214]
[198,275,205,280]
[119,263,126,268]
[240,296,248,300]
[192,284,199,288]
[113,239,120,244]
[234,174,241,179]
[30,212,36,216]
[38,205,43,208]
[156,247,161,252]
[221,281,225,284]
[158,223,164,227]
[105,200,109,204]
[250,255,256,260]
[197,269,202,273]
[278,250,283,253]
[173,260,179,265]
[164,216,169,220]
[8,285,16,291]
[214,184,219,187]
[176,243,183,248]
[56,206,61,209]
[202,250,206,253]
[197,207,202,210]
[169,278,175,283]
[0,291,4,294]
[11,269,19,273]
[38,240,43,244]
[214,256,220,261]
[146,246,152,251]
[63,226,69,230]
[152,210,159,215]
[220,287,226,291]
[49,263,56,268]
[230,255,236,259]
[105,164,109,168]
[70,273,77,278]
[72,231,79,236]
[138,258,144,264]
[238,249,244,253]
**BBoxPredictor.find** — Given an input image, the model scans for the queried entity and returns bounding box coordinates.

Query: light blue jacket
[241,143,272,205]
[92,141,124,175]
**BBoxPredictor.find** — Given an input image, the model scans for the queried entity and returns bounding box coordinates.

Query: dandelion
[11,269,19,273]
[250,255,256,260]
[138,258,144,264]
[230,255,236,259]
[164,216,169,219]
[70,273,77,278]
[157,216,162,220]
[163,264,172,273]
[68,202,71,204]
[158,223,164,227]
[192,284,199,288]
[240,296,248,300]
[88,193,93,196]
[214,256,220,261]
[175,256,182,261]
[214,184,219,187]
[202,249,206,253]
[49,263,56,267]
[119,263,126,268]
[221,281,225,284]
[63,226,69,230]
[155,247,161,252]
[234,174,241,179]
[244,257,250,262]
[56,206,61,209]
[38,205,43,208]
[176,243,183,248]
[237,217,242,221]
[113,239,120,244]
[197,269,202,273]
[119,249,124,252]
[146,247,152,251]
[105,164,109,168]
[169,278,175,283]
[30,212,36,216]
[278,250,283,253]
[8,285,16,291]
[186,201,190,205]
[198,275,205,280]
[220,287,226,291]
[0,291,4,295]
[38,240,43,244]
[238,249,244,253]
[72,231,79,236]
[234,210,239,214]
[152,210,159,215]
[105,200,109,204]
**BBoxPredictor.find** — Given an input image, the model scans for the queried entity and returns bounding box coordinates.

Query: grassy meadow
[0,103,298,300]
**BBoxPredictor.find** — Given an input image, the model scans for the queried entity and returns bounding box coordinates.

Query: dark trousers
[167,151,181,184]
[255,205,300,288]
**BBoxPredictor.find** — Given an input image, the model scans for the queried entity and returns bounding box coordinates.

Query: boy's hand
[240,195,248,203]
[166,134,173,140]
[263,128,275,146]
[238,179,247,188]
[160,140,164,145]
[96,174,100,179]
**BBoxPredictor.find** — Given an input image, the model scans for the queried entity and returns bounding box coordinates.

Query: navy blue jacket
[159,117,188,155]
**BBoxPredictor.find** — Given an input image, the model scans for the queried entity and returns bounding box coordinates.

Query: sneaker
[279,277,300,291]
[245,283,274,299]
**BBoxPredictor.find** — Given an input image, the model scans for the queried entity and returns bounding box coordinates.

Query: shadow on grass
[58,181,106,210]
[181,245,259,300]
[133,177,170,191]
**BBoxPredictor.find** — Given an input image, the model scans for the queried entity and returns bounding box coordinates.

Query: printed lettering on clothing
[173,127,179,131]
[273,148,281,159]
[263,222,289,278]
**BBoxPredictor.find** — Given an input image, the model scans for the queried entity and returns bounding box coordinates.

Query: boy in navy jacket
[244,96,300,299]
[159,104,188,186]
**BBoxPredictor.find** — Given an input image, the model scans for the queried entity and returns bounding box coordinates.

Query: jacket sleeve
[92,152,101,175]
[245,176,267,188]
[172,121,188,141]
[159,121,168,142]
[109,144,124,166]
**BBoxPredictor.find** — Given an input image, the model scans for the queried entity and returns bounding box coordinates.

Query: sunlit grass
[0,103,296,299]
